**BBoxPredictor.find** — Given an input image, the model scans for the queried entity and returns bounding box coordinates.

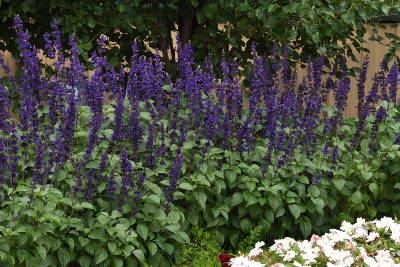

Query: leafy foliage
[1,16,400,266]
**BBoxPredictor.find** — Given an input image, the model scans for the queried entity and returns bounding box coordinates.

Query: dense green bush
[0,16,400,266]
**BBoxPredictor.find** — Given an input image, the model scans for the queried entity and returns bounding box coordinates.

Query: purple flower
[369,106,387,150]
[163,148,183,212]
[106,168,117,200]
[332,145,339,164]
[118,146,133,211]
[144,120,156,169]
[357,55,369,117]
[132,171,147,217]
[387,62,399,103]
[311,173,322,185]
[84,168,97,200]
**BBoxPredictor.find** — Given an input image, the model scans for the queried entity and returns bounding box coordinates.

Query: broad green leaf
[369,183,379,197]
[87,20,96,28]
[57,248,71,267]
[80,202,95,209]
[114,258,123,267]
[79,255,91,267]
[349,191,363,205]
[137,224,148,240]
[298,175,309,184]
[289,204,301,219]
[188,212,198,225]
[312,198,325,214]
[240,218,253,234]
[108,242,117,254]
[243,190,258,206]
[145,194,160,205]
[230,192,243,206]
[148,241,157,256]
[265,210,274,223]
[382,4,390,15]
[123,245,135,257]
[268,195,281,211]
[36,245,46,260]
[133,249,145,264]
[78,236,89,247]
[333,178,345,191]
[300,217,312,238]
[194,191,207,210]
[178,183,194,190]
[94,248,108,265]
[360,170,373,181]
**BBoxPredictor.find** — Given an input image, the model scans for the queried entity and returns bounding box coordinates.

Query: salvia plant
[0,15,400,267]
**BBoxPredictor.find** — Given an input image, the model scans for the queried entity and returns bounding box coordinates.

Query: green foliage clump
[173,227,222,267]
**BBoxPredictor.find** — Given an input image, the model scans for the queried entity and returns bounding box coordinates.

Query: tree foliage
[1,0,400,78]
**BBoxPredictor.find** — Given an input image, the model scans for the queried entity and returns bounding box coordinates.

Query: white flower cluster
[231,217,400,267]
[230,241,267,267]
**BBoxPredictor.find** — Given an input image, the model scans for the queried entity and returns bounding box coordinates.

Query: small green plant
[173,226,222,267]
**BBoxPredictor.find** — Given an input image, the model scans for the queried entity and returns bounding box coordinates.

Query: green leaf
[298,175,309,184]
[87,20,96,28]
[94,248,108,265]
[265,210,274,223]
[42,214,61,226]
[65,237,74,250]
[268,195,281,211]
[137,224,148,240]
[289,204,301,219]
[240,218,253,234]
[36,245,47,260]
[333,177,345,191]
[382,4,391,15]
[114,258,123,267]
[109,57,120,66]
[118,3,127,12]
[200,163,208,174]
[349,191,363,205]
[81,202,95,209]
[17,249,28,264]
[57,248,71,267]
[308,185,320,197]
[312,198,325,214]
[360,170,373,181]
[178,183,194,190]
[194,191,207,209]
[79,255,91,267]
[243,190,258,206]
[283,29,298,42]
[148,242,157,256]
[230,192,243,206]
[226,170,237,184]
[108,242,117,254]
[85,160,99,169]
[188,212,198,225]
[369,183,379,197]
[78,236,89,247]
[300,216,312,238]
[133,250,145,264]
[123,245,135,257]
